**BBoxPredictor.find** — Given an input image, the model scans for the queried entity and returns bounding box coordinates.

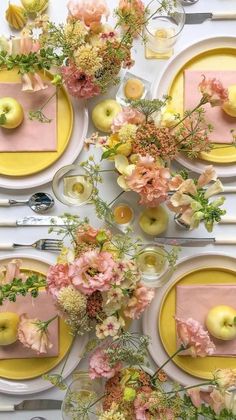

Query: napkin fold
[176,284,236,356]
[0,291,59,359]
[0,83,57,152]
[184,70,236,144]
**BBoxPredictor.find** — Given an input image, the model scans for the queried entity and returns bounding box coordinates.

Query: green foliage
[0,275,46,305]
[128,97,170,121]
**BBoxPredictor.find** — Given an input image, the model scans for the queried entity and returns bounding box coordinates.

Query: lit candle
[113,203,134,225]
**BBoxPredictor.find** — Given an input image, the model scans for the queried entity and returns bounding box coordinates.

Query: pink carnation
[124,283,154,319]
[46,263,72,298]
[61,64,100,99]
[175,317,216,357]
[111,106,145,132]
[69,250,117,295]
[67,0,109,27]
[126,155,171,207]
[199,76,228,107]
[89,346,122,379]
[18,314,53,354]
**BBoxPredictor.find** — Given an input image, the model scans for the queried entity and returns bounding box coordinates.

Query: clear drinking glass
[61,373,102,420]
[137,245,173,287]
[52,164,94,206]
[144,0,185,58]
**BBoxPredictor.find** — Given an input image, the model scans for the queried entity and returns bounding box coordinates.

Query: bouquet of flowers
[62,317,236,419]
[85,76,235,231]
[0,216,157,342]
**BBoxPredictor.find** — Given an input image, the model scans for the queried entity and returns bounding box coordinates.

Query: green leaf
[0,113,6,126]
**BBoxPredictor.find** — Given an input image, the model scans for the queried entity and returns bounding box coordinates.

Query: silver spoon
[0,192,54,214]
[174,213,236,230]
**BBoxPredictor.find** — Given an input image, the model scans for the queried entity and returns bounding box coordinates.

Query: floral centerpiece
[85,76,236,231]
[0,216,158,342]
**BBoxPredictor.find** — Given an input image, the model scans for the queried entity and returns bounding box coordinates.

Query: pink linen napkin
[184,70,236,143]
[0,291,59,359]
[176,285,236,356]
[0,83,57,151]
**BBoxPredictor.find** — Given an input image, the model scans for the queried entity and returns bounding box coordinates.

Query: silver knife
[186,11,236,24]
[0,399,62,411]
[153,237,236,246]
[0,216,75,227]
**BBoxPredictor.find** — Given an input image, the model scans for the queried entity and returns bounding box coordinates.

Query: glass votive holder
[110,201,135,231]
[137,245,172,287]
[61,373,102,420]
[116,71,151,106]
[52,164,94,206]
[144,0,185,59]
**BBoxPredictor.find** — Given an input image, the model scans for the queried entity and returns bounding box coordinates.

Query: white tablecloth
[0,0,236,418]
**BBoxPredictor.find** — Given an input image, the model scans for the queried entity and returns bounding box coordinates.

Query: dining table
[0,0,236,418]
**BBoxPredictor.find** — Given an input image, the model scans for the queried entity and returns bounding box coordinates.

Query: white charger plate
[0,99,88,190]
[142,252,236,387]
[0,254,88,395]
[152,36,236,178]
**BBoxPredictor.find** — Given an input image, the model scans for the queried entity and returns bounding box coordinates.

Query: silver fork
[0,238,63,252]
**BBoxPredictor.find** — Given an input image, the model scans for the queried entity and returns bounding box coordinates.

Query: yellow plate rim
[159,265,236,380]
[168,46,236,164]
[0,70,74,177]
[0,266,74,381]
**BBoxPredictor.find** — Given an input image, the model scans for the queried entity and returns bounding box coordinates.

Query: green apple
[0,97,24,129]
[139,206,169,236]
[92,99,122,133]
[222,85,236,117]
[206,305,236,341]
[0,312,20,346]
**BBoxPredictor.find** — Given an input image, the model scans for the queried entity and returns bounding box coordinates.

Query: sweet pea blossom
[175,317,216,357]
[89,346,122,379]
[187,388,225,415]
[4,259,26,283]
[111,106,145,133]
[17,314,54,354]
[69,250,117,295]
[199,76,228,107]
[67,0,109,27]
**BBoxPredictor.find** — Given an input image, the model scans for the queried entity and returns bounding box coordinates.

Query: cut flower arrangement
[86,76,236,231]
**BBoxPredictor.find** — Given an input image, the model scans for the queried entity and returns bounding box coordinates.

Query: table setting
[0,0,236,419]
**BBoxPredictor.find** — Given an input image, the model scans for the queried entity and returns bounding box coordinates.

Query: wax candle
[113,203,134,225]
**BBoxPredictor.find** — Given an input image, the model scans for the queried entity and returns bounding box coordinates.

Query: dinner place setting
[1,0,236,419]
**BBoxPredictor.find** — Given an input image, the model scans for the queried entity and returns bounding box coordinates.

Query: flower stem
[164,380,214,395]
[43,314,58,328]
[172,98,207,129]
[151,345,185,379]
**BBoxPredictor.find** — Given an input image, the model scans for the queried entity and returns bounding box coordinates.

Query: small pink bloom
[20,36,40,54]
[61,63,100,99]
[168,174,185,190]
[76,225,100,244]
[89,346,122,379]
[17,314,53,354]
[4,259,26,283]
[67,0,109,27]
[197,165,217,188]
[31,73,48,91]
[126,155,171,207]
[21,73,48,92]
[175,317,216,357]
[69,250,117,295]
[188,388,225,415]
[21,74,34,92]
[111,106,145,132]
[187,388,202,408]
[124,283,154,319]
[46,263,72,298]
[199,75,228,107]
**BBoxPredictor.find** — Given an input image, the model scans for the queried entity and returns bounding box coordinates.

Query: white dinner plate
[142,252,236,387]
[0,98,88,189]
[152,36,236,178]
[0,254,88,395]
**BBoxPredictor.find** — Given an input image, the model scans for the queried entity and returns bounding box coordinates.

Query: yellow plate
[0,69,73,176]
[159,266,236,380]
[0,266,73,381]
[169,47,236,164]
